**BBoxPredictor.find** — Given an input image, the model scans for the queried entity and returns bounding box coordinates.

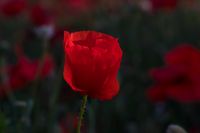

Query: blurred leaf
[0,112,7,133]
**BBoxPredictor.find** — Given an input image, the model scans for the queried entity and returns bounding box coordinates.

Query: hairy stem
[77,95,88,133]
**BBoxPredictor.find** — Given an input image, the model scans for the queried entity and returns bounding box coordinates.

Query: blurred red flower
[147,44,200,103]
[150,0,177,11]
[29,4,54,27]
[0,54,55,97]
[0,0,27,17]
[59,113,87,133]
[189,126,200,133]
[63,31,122,100]
[62,0,95,13]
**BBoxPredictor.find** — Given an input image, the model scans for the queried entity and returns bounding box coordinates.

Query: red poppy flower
[147,44,200,103]
[29,4,53,26]
[150,0,177,12]
[63,31,122,100]
[0,54,55,97]
[0,0,27,17]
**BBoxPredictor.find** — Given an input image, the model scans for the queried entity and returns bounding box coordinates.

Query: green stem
[47,68,63,133]
[77,95,88,133]
[32,38,48,132]
[0,56,16,103]
[0,56,19,132]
